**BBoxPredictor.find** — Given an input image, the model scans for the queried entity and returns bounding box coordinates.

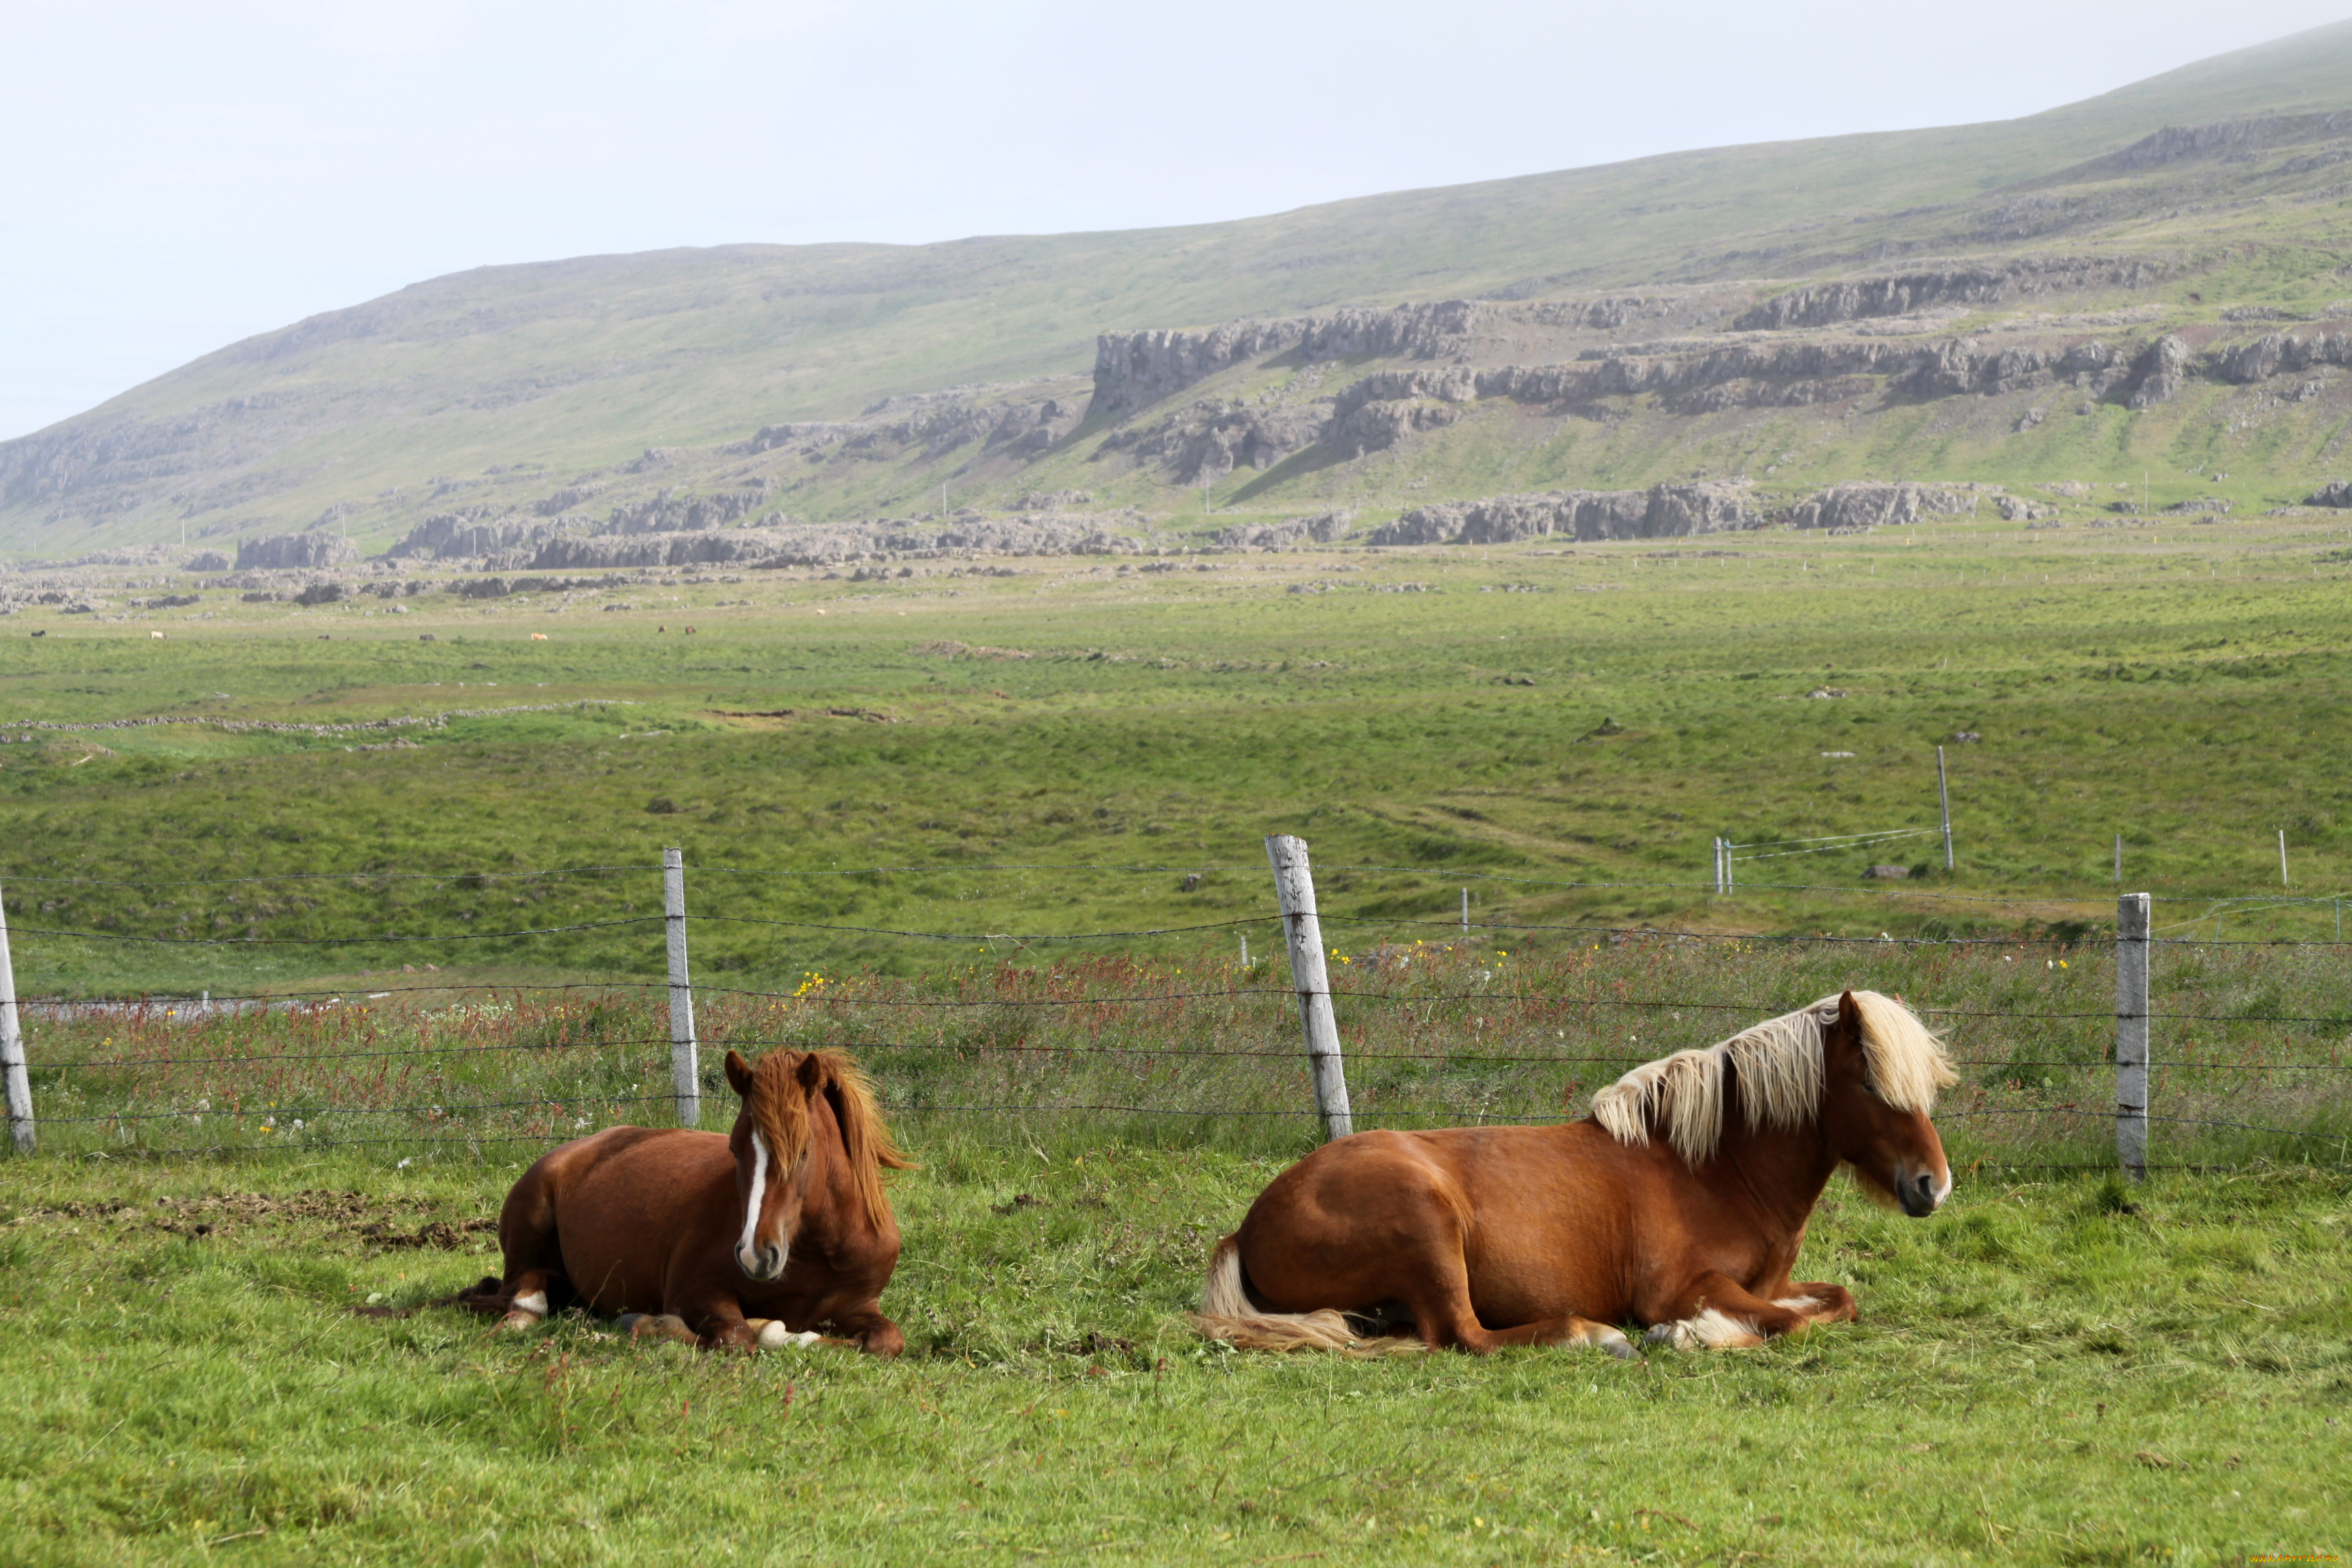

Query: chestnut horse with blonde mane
[1196,990,1955,1356]
[457,1047,913,1353]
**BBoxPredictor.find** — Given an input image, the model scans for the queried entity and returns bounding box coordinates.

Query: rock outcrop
[605,483,772,534]
[1214,512,1352,549]
[1786,483,1972,530]
[748,389,1081,468]
[2306,479,2352,508]
[1367,485,1759,546]
[1732,258,2162,331]
[1090,301,1488,419]
[385,510,563,562]
[2120,334,2192,409]
[235,532,359,570]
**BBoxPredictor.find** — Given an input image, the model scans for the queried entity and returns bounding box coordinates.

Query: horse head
[723,1047,913,1282]
[1818,990,1956,1217]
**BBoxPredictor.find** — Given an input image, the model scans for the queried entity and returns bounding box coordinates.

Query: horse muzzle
[736,1241,788,1281]
[1895,1166,1950,1218]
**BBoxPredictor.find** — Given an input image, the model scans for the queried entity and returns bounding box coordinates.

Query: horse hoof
[498,1310,541,1333]
[1642,1324,1680,1349]
[1603,1336,1637,1360]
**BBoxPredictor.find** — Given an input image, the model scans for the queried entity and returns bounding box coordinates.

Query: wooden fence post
[0,880,33,1154]
[2115,892,2150,1181]
[664,848,700,1128]
[1264,835,1353,1141]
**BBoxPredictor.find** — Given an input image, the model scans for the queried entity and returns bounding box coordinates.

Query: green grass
[9,519,2352,1562]
[0,1143,2345,1565]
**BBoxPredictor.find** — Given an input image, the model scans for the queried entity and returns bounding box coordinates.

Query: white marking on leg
[736,1130,772,1275]
[755,1321,823,1350]
[1688,1308,1764,1348]
[1774,1296,1821,1313]
[512,1290,549,1318]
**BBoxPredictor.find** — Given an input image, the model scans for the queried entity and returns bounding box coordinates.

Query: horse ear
[797,1051,829,1092]
[1832,991,1865,1050]
[725,1049,755,1097]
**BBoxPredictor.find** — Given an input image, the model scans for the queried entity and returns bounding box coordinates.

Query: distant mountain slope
[5,18,2352,558]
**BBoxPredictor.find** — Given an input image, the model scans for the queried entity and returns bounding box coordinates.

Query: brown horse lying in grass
[456,1047,913,1353]
[1196,990,1955,1356]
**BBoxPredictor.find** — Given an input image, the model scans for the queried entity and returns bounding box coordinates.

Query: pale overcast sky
[2,0,2347,440]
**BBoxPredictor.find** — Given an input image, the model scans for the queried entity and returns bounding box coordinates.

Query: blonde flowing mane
[1590,991,1955,1165]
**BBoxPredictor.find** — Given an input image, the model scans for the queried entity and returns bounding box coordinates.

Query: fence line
[3,848,2347,1174]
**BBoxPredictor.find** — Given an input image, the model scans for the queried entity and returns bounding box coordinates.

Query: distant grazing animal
[457,1048,914,1352]
[149,631,165,640]
[1195,990,1955,1356]
[530,632,548,641]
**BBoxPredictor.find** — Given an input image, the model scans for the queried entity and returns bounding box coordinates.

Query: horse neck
[1711,1113,1840,1237]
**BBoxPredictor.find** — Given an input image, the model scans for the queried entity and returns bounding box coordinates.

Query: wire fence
[3,849,2349,1173]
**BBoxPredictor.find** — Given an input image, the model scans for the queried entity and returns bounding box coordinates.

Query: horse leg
[1386,1216,1631,1356]
[1641,1273,1822,1350]
[1477,1315,1639,1359]
[1774,1283,1858,1326]
[820,1306,904,1358]
[619,1313,703,1347]
[487,1161,572,1331]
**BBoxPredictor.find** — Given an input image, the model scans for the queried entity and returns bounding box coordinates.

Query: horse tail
[1190,1234,1418,1354]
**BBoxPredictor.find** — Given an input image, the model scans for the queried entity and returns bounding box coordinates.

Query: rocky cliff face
[1088,301,1500,419]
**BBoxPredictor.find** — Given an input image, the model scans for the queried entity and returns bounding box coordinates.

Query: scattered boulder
[182,551,232,572]
[1863,865,1912,880]
[2304,479,2352,508]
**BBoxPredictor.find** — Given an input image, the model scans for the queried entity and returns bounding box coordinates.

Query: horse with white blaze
[457,1047,913,1352]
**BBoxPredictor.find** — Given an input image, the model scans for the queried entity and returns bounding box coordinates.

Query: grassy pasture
[3,517,2352,994]
[5,519,2352,1563]
[0,1146,2345,1566]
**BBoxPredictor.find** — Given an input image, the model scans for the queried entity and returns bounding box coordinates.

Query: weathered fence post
[663,847,699,1128]
[2115,892,2151,1181]
[1264,835,1353,1141]
[0,880,33,1154]
[1937,745,1955,871]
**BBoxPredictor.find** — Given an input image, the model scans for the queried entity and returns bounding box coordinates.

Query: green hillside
[5,19,2352,557]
